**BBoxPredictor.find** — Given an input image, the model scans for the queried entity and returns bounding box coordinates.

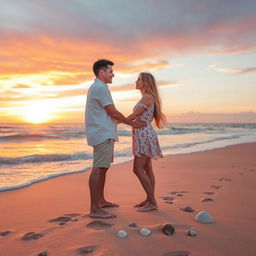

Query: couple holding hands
[85,59,166,218]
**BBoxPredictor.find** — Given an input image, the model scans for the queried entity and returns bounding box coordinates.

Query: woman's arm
[127,94,154,121]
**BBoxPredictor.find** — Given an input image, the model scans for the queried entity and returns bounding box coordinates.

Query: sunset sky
[1,0,256,123]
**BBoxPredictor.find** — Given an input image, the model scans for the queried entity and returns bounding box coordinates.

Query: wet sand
[0,142,256,256]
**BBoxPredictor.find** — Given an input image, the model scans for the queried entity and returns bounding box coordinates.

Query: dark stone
[38,251,48,256]
[161,223,175,236]
[180,206,195,212]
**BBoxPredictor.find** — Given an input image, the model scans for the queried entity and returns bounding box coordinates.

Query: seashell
[180,206,195,212]
[161,223,175,236]
[185,229,197,236]
[139,228,151,236]
[195,211,213,224]
[128,222,137,228]
[117,230,128,238]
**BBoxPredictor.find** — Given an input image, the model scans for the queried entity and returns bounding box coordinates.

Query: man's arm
[104,104,145,128]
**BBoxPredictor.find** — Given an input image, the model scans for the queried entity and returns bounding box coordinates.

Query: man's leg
[89,167,116,218]
[98,168,119,208]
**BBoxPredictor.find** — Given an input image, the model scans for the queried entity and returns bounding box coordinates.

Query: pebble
[139,228,151,236]
[38,251,48,256]
[180,206,195,212]
[128,222,137,228]
[195,211,213,224]
[185,229,197,236]
[161,223,175,236]
[117,230,128,238]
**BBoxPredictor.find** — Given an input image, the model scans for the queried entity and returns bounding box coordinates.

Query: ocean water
[0,123,256,192]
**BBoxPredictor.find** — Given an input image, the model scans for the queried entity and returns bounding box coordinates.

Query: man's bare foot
[89,209,117,219]
[99,200,119,208]
[137,203,158,212]
[134,200,148,208]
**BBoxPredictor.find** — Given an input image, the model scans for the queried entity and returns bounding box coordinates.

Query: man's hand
[131,120,146,128]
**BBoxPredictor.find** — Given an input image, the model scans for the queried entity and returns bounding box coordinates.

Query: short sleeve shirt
[85,79,118,146]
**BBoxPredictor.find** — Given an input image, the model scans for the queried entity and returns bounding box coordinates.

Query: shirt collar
[95,78,108,87]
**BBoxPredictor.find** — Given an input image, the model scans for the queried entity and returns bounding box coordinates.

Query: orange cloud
[208,64,256,74]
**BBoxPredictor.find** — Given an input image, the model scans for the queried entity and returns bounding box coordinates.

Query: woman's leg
[133,156,157,211]
[134,158,155,207]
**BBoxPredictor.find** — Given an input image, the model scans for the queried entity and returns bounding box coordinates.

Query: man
[85,59,145,218]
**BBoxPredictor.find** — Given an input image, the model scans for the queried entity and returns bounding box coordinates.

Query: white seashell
[117,230,128,238]
[195,211,213,224]
[185,229,197,236]
[139,228,151,236]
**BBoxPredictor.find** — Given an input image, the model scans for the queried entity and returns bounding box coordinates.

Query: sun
[22,101,53,124]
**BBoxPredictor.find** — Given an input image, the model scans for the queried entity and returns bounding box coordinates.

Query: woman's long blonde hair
[141,72,166,128]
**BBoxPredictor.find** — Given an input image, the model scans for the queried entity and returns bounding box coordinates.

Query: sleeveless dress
[132,101,163,159]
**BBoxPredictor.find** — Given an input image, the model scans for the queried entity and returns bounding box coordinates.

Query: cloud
[169,111,256,123]
[208,64,256,74]
[12,84,32,89]
[0,0,255,80]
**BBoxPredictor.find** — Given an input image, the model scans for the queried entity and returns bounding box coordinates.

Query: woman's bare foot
[89,209,117,219]
[134,200,148,208]
[137,203,158,212]
[99,200,119,208]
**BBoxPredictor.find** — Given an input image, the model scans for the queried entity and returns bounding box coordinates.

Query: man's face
[101,65,114,84]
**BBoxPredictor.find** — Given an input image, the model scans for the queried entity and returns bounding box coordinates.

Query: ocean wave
[0,152,92,166]
[0,132,86,141]
[161,135,242,151]
[0,167,91,192]
[117,127,207,136]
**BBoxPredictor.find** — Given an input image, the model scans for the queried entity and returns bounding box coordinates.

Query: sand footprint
[77,245,98,255]
[0,231,13,237]
[163,250,190,256]
[48,213,82,225]
[218,177,232,181]
[201,198,214,202]
[211,185,222,189]
[204,192,215,195]
[22,232,44,241]
[86,220,115,230]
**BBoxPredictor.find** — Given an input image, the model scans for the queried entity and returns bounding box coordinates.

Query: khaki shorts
[93,139,114,168]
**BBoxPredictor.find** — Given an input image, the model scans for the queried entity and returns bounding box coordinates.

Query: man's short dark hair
[93,59,114,77]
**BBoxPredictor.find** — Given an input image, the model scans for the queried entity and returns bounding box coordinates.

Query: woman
[127,72,166,212]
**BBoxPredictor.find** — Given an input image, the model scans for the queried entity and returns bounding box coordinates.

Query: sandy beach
[0,142,256,256]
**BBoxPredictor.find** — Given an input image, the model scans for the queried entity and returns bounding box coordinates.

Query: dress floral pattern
[132,101,163,159]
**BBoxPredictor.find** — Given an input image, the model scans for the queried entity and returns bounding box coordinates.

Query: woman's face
[135,74,144,90]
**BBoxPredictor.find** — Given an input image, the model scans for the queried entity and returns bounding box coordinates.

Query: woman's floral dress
[132,101,163,159]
